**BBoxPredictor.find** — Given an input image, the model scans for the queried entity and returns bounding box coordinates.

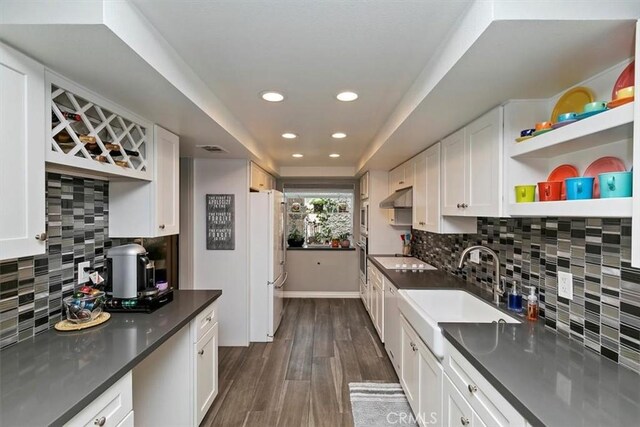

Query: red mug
[538,181,562,201]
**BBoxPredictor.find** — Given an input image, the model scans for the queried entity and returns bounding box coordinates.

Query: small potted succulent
[338,232,351,248]
[331,235,341,248]
[287,227,305,248]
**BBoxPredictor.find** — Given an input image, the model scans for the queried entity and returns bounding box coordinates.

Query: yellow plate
[515,136,533,143]
[550,86,595,122]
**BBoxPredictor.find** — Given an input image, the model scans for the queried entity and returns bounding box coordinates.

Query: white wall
[192,158,249,346]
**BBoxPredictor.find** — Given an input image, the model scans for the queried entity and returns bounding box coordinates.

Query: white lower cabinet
[396,303,525,427]
[65,372,133,427]
[366,265,385,342]
[115,411,134,427]
[195,322,219,425]
[384,282,401,373]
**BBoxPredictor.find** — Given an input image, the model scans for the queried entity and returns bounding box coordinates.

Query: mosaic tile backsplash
[0,173,122,349]
[411,217,640,373]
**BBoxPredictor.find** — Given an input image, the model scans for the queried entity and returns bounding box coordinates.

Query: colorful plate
[575,109,607,120]
[532,128,553,137]
[547,164,579,200]
[515,136,533,143]
[612,61,635,100]
[583,157,627,198]
[607,96,634,109]
[551,119,578,129]
[551,87,595,123]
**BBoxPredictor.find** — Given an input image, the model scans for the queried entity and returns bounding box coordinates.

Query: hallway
[203,298,397,426]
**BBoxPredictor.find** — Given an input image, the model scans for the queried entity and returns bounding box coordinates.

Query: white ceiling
[130,0,473,167]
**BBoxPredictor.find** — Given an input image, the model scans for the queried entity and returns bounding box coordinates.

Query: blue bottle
[507,282,523,312]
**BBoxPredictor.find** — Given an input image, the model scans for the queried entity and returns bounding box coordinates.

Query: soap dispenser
[507,281,522,312]
[526,286,538,321]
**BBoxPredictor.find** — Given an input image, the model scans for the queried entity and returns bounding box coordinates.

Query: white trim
[283,291,360,299]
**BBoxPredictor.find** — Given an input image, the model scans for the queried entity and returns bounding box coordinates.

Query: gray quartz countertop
[368,254,640,427]
[0,289,222,427]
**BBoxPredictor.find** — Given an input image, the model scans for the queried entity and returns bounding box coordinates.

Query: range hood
[379,187,413,209]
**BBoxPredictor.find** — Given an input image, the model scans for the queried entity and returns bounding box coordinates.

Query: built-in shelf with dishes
[503,59,634,218]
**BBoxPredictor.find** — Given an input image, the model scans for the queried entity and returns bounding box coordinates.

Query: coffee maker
[106,243,155,298]
[105,244,173,312]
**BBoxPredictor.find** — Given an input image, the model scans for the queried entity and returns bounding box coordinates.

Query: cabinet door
[389,166,404,192]
[195,323,218,425]
[384,283,401,373]
[465,107,502,217]
[154,126,180,236]
[413,151,427,231]
[360,172,369,199]
[417,340,443,427]
[0,43,46,260]
[441,129,466,216]
[424,143,442,232]
[400,316,420,411]
[443,374,474,427]
[403,159,414,188]
[376,279,384,341]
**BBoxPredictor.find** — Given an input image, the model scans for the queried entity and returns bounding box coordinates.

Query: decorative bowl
[63,291,106,324]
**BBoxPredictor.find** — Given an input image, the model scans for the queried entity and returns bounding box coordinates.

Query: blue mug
[565,177,594,200]
[598,172,632,198]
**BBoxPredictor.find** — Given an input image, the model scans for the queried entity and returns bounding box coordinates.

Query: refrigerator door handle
[275,272,288,289]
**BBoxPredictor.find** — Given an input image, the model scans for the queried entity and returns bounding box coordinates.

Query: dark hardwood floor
[203,298,398,427]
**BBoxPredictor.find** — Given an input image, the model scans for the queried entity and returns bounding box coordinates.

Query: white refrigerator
[249,190,287,342]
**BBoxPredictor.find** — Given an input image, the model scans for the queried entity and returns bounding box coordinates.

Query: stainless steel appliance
[106,243,156,299]
[360,201,369,236]
[357,234,368,285]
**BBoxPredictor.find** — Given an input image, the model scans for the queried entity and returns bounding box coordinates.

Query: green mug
[515,185,536,203]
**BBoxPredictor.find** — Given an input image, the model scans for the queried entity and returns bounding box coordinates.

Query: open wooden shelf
[510,102,634,159]
[508,197,632,218]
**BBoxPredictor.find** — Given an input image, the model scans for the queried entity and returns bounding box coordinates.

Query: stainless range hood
[379,187,412,209]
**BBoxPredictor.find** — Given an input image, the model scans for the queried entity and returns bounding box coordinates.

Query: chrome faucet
[457,245,504,305]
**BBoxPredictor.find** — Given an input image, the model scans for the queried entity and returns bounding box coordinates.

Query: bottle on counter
[507,281,523,312]
[526,286,538,321]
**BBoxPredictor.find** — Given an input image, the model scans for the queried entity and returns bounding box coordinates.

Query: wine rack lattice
[47,75,152,181]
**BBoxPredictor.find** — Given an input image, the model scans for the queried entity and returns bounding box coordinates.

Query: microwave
[360,201,369,236]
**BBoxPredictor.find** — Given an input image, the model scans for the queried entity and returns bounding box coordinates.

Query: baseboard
[283,291,360,298]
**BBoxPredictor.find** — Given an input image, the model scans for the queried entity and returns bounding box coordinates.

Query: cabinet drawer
[192,300,218,343]
[444,343,525,427]
[65,372,132,427]
[115,411,134,427]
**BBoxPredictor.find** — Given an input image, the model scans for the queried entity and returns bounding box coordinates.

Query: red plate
[583,156,627,198]
[547,164,579,200]
[612,61,634,100]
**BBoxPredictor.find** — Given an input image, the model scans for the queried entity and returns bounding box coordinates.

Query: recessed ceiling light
[329,153,340,158]
[292,153,303,158]
[260,91,284,102]
[332,132,347,139]
[336,91,358,102]
[282,133,297,139]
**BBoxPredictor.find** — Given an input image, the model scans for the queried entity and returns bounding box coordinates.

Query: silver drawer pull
[205,316,212,322]
[410,342,417,352]
[35,232,47,241]
[198,349,205,356]
[460,416,470,426]
[159,224,166,229]
[94,416,106,426]
[468,384,478,393]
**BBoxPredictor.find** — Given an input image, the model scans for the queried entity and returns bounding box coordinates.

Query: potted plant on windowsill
[310,198,325,213]
[287,227,305,248]
[331,235,341,248]
[338,232,351,248]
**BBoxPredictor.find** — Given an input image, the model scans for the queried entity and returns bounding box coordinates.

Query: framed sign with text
[206,194,235,250]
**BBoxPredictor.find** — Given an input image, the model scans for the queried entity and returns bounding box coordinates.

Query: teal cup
[598,172,632,198]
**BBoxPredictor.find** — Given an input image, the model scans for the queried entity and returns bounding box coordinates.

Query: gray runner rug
[349,382,418,426]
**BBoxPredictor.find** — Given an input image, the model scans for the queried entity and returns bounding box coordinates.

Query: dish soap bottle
[526,286,538,321]
[507,281,522,312]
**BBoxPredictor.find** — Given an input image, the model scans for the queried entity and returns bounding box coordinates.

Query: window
[284,188,354,247]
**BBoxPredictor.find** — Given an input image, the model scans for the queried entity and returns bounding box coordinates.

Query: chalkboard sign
[206,194,235,250]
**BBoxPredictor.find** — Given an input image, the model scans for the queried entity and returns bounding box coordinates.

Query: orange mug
[538,181,562,201]
[535,121,553,131]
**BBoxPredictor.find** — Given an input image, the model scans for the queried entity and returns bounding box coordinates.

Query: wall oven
[357,235,368,285]
[360,201,369,236]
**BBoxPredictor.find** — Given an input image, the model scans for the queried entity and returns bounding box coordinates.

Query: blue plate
[576,109,607,120]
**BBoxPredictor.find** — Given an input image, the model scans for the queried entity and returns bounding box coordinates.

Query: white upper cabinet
[250,162,275,191]
[109,126,180,237]
[414,143,477,234]
[389,159,414,192]
[360,171,370,200]
[0,43,46,261]
[441,107,503,217]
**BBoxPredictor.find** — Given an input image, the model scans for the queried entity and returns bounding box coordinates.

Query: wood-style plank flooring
[203,298,398,427]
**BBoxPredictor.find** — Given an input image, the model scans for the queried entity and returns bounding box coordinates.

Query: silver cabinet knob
[399,181,404,185]
[35,232,47,241]
[94,417,106,426]
[410,342,417,352]
[198,349,205,356]
[461,203,468,208]
[460,416,470,426]
[456,203,461,208]
[159,224,166,230]
[468,384,478,393]
[205,316,212,322]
